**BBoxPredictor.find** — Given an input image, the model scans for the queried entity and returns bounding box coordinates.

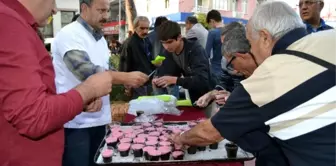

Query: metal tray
[94,121,254,165]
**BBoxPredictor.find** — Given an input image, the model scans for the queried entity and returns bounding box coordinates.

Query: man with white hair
[171,1,335,166]
[123,16,155,99]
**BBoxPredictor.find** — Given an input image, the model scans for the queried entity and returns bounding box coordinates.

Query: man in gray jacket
[185,16,208,49]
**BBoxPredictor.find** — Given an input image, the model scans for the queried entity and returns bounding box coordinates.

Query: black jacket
[219,70,245,92]
[120,32,155,74]
[157,38,215,102]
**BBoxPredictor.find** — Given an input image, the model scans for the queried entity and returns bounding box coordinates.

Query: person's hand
[85,98,102,113]
[154,76,177,88]
[124,86,132,97]
[124,71,149,88]
[169,133,184,146]
[153,62,162,67]
[84,71,113,96]
[76,71,113,104]
[215,90,230,106]
[196,92,214,108]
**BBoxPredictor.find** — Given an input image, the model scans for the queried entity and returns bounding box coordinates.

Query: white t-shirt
[51,21,111,128]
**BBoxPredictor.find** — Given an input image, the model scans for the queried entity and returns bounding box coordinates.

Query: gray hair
[222,28,250,57]
[133,16,150,28]
[249,1,305,40]
[221,22,245,36]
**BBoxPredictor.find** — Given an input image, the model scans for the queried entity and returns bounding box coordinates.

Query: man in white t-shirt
[51,0,148,166]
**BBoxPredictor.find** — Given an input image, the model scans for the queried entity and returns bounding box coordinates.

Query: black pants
[62,125,106,166]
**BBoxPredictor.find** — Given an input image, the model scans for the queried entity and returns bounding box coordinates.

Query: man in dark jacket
[153,21,214,102]
[148,16,168,57]
[123,16,155,99]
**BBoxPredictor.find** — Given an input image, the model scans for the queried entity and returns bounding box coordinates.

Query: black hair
[79,0,93,12]
[157,20,181,41]
[186,16,198,24]
[221,22,245,36]
[154,16,168,28]
[72,14,80,22]
[80,0,93,5]
[206,10,222,23]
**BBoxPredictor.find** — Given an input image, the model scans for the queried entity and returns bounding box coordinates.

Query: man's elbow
[17,124,50,140]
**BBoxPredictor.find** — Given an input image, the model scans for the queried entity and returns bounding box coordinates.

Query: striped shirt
[211,28,336,166]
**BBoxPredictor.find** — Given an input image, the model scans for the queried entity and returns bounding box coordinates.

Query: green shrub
[109,54,131,102]
[195,13,209,30]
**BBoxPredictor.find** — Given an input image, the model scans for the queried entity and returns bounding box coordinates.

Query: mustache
[100,19,107,23]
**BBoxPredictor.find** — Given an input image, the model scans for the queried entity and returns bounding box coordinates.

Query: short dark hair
[72,14,80,22]
[186,16,198,24]
[154,16,168,28]
[80,0,93,12]
[80,0,93,5]
[206,10,222,23]
[157,21,181,41]
[221,22,245,36]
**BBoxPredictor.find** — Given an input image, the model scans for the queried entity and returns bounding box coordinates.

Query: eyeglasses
[226,55,236,71]
[297,0,321,8]
[226,51,258,71]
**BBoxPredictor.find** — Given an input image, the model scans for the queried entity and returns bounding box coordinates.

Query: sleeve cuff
[176,77,184,86]
[64,89,84,115]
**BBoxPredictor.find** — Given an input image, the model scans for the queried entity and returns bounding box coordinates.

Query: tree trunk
[125,0,136,32]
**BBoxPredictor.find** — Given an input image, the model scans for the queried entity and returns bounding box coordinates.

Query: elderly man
[123,16,155,99]
[299,0,333,33]
[171,1,335,166]
[196,23,248,111]
[51,0,148,166]
[185,16,208,49]
[0,0,141,166]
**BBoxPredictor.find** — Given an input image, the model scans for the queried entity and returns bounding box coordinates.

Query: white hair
[249,1,305,40]
[133,16,150,28]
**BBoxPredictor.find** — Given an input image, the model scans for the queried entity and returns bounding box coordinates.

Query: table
[123,106,245,166]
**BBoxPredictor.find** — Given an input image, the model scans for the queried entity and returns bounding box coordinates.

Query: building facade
[135,0,258,23]
[41,0,80,39]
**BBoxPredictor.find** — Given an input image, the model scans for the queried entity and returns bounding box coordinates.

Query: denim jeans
[62,125,106,166]
[132,85,153,99]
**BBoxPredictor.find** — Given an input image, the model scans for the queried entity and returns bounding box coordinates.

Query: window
[197,0,203,6]
[39,19,53,38]
[212,0,229,11]
[165,0,170,8]
[242,0,247,14]
[61,11,76,27]
[147,0,150,12]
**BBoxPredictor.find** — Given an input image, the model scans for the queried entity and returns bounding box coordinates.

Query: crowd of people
[0,0,335,166]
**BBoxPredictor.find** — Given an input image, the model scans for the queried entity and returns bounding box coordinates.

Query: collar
[272,28,308,55]
[2,0,38,29]
[133,32,144,40]
[305,18,328,32]
[77,16,104,41]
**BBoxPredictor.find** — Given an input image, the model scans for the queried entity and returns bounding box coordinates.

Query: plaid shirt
[63,17,115,81]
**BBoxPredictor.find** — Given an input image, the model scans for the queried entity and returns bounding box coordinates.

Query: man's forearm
[180,120,223,146]
[74,83,97,105]
[208,90,218,100]
[108,71,129,85]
